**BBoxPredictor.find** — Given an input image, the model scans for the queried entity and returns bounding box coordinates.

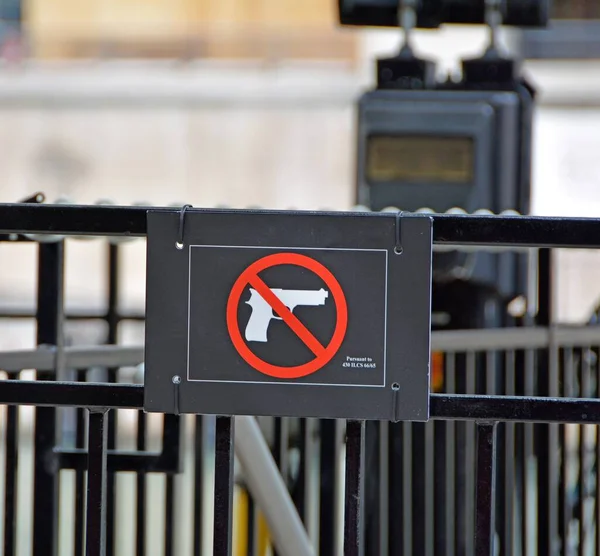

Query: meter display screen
[366,135,474,183]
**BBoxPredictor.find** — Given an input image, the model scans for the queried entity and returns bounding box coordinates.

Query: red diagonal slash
[248,274,326,357]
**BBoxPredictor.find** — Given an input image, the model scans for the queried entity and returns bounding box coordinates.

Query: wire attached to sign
[176,204,193,250]
[391,382,400,422]
[394,210,404,254]
[172,375,181,415]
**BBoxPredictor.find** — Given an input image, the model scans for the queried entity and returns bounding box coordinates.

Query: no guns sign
[143,208,433,421]
[226,252,348,379]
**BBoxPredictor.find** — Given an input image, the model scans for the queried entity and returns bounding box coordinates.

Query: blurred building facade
[0,0,599,340]
[25,0,357,62]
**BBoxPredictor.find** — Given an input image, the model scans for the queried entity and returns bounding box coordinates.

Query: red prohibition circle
[226,252,348,379]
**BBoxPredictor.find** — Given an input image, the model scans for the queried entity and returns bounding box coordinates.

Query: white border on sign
[186,245,389,388]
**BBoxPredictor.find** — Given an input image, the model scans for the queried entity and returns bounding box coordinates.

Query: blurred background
[0,2,599,555]
[0,0,599,337]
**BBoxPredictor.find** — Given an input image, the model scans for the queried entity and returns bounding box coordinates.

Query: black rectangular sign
[144,208,432,421]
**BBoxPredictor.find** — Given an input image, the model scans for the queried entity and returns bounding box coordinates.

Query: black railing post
[193,415,205,556]
[135,409,147,556]
[75,371,87,556]
[536,247,559,556]
[364,420,383,556]
[412,422,427,556]
[4,399,19,556]
[272,417,289,556]
[213,416,235,556]
[388,421,405,555]
[319,419,337,555]
[292,418,314,526]
[33,240,65,556]
[344,420,366,556]
[86,409,109,556]
[475,422,498,556]
[106,243,119,556]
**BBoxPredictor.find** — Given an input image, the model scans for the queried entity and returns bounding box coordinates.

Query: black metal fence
[1,201,600,556]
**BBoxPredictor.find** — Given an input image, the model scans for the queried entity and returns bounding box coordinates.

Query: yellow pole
[234,485,249,556]
[257,510,271,555]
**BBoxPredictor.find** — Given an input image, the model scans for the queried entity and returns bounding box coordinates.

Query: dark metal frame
[3,202,600,556]
[1,202,600,248]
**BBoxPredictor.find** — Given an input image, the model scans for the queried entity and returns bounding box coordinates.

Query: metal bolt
[172,375,181,384]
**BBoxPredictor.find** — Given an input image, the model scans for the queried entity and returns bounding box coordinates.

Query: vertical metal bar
[378,420,389,556]
[4,398,18,556]
[388,421,404,555]
[455,353,468,556]
[411,421,426,556]
[403,421,413,556]
[475,422,498,556]
[513,335,526,556]
[466,351,477,556]
[487,349,505,556]
[75,371,88,556]
[504,351,516,556]
[424,421,435,556]
[292,418,309,525]
[536,247,554,556]
[344,420,366,556]
[364,420,381,556]
[86,409,109,556]
[105,244,119,556]
[33,241,64,556]
[136,411,147,556]
[561,348,575,554]
[193,415,204,556]
[247,495,256,556]
[273,418,289,479]
[433,418,446,556]
[445,352,456,556]
[272,418,289,556]
[319,419,337,556]
[522,347,536,556]
[213,416,235,556]
[596,380,600,556]
[164,476,175,556]
[578,345,591,556]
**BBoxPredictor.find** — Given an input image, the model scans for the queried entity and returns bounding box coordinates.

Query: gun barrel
[275,288,329,307]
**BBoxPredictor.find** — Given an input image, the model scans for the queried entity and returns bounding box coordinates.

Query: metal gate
[1,199,600,556]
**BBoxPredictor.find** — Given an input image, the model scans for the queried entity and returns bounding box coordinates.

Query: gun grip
[244,311,271,343]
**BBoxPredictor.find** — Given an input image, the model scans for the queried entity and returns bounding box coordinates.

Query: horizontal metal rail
[1,380,600,425]
[0,380,143,410]
[431,394,600,424]
[0,203,600,248]
[0,345,144,372]
[1,324,598,373]
[0,309,145,321]
[55,449,177,474]
[430,324,600,351]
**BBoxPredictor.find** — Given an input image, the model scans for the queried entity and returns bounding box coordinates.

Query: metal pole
[344,420,366,556]
[319,419,336,555]
[536,248,558,556]
[86,410,109,556]
[213,416,235,556]
[105,243,119,556]
[475,422,498,556]
[32,241,64,556]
